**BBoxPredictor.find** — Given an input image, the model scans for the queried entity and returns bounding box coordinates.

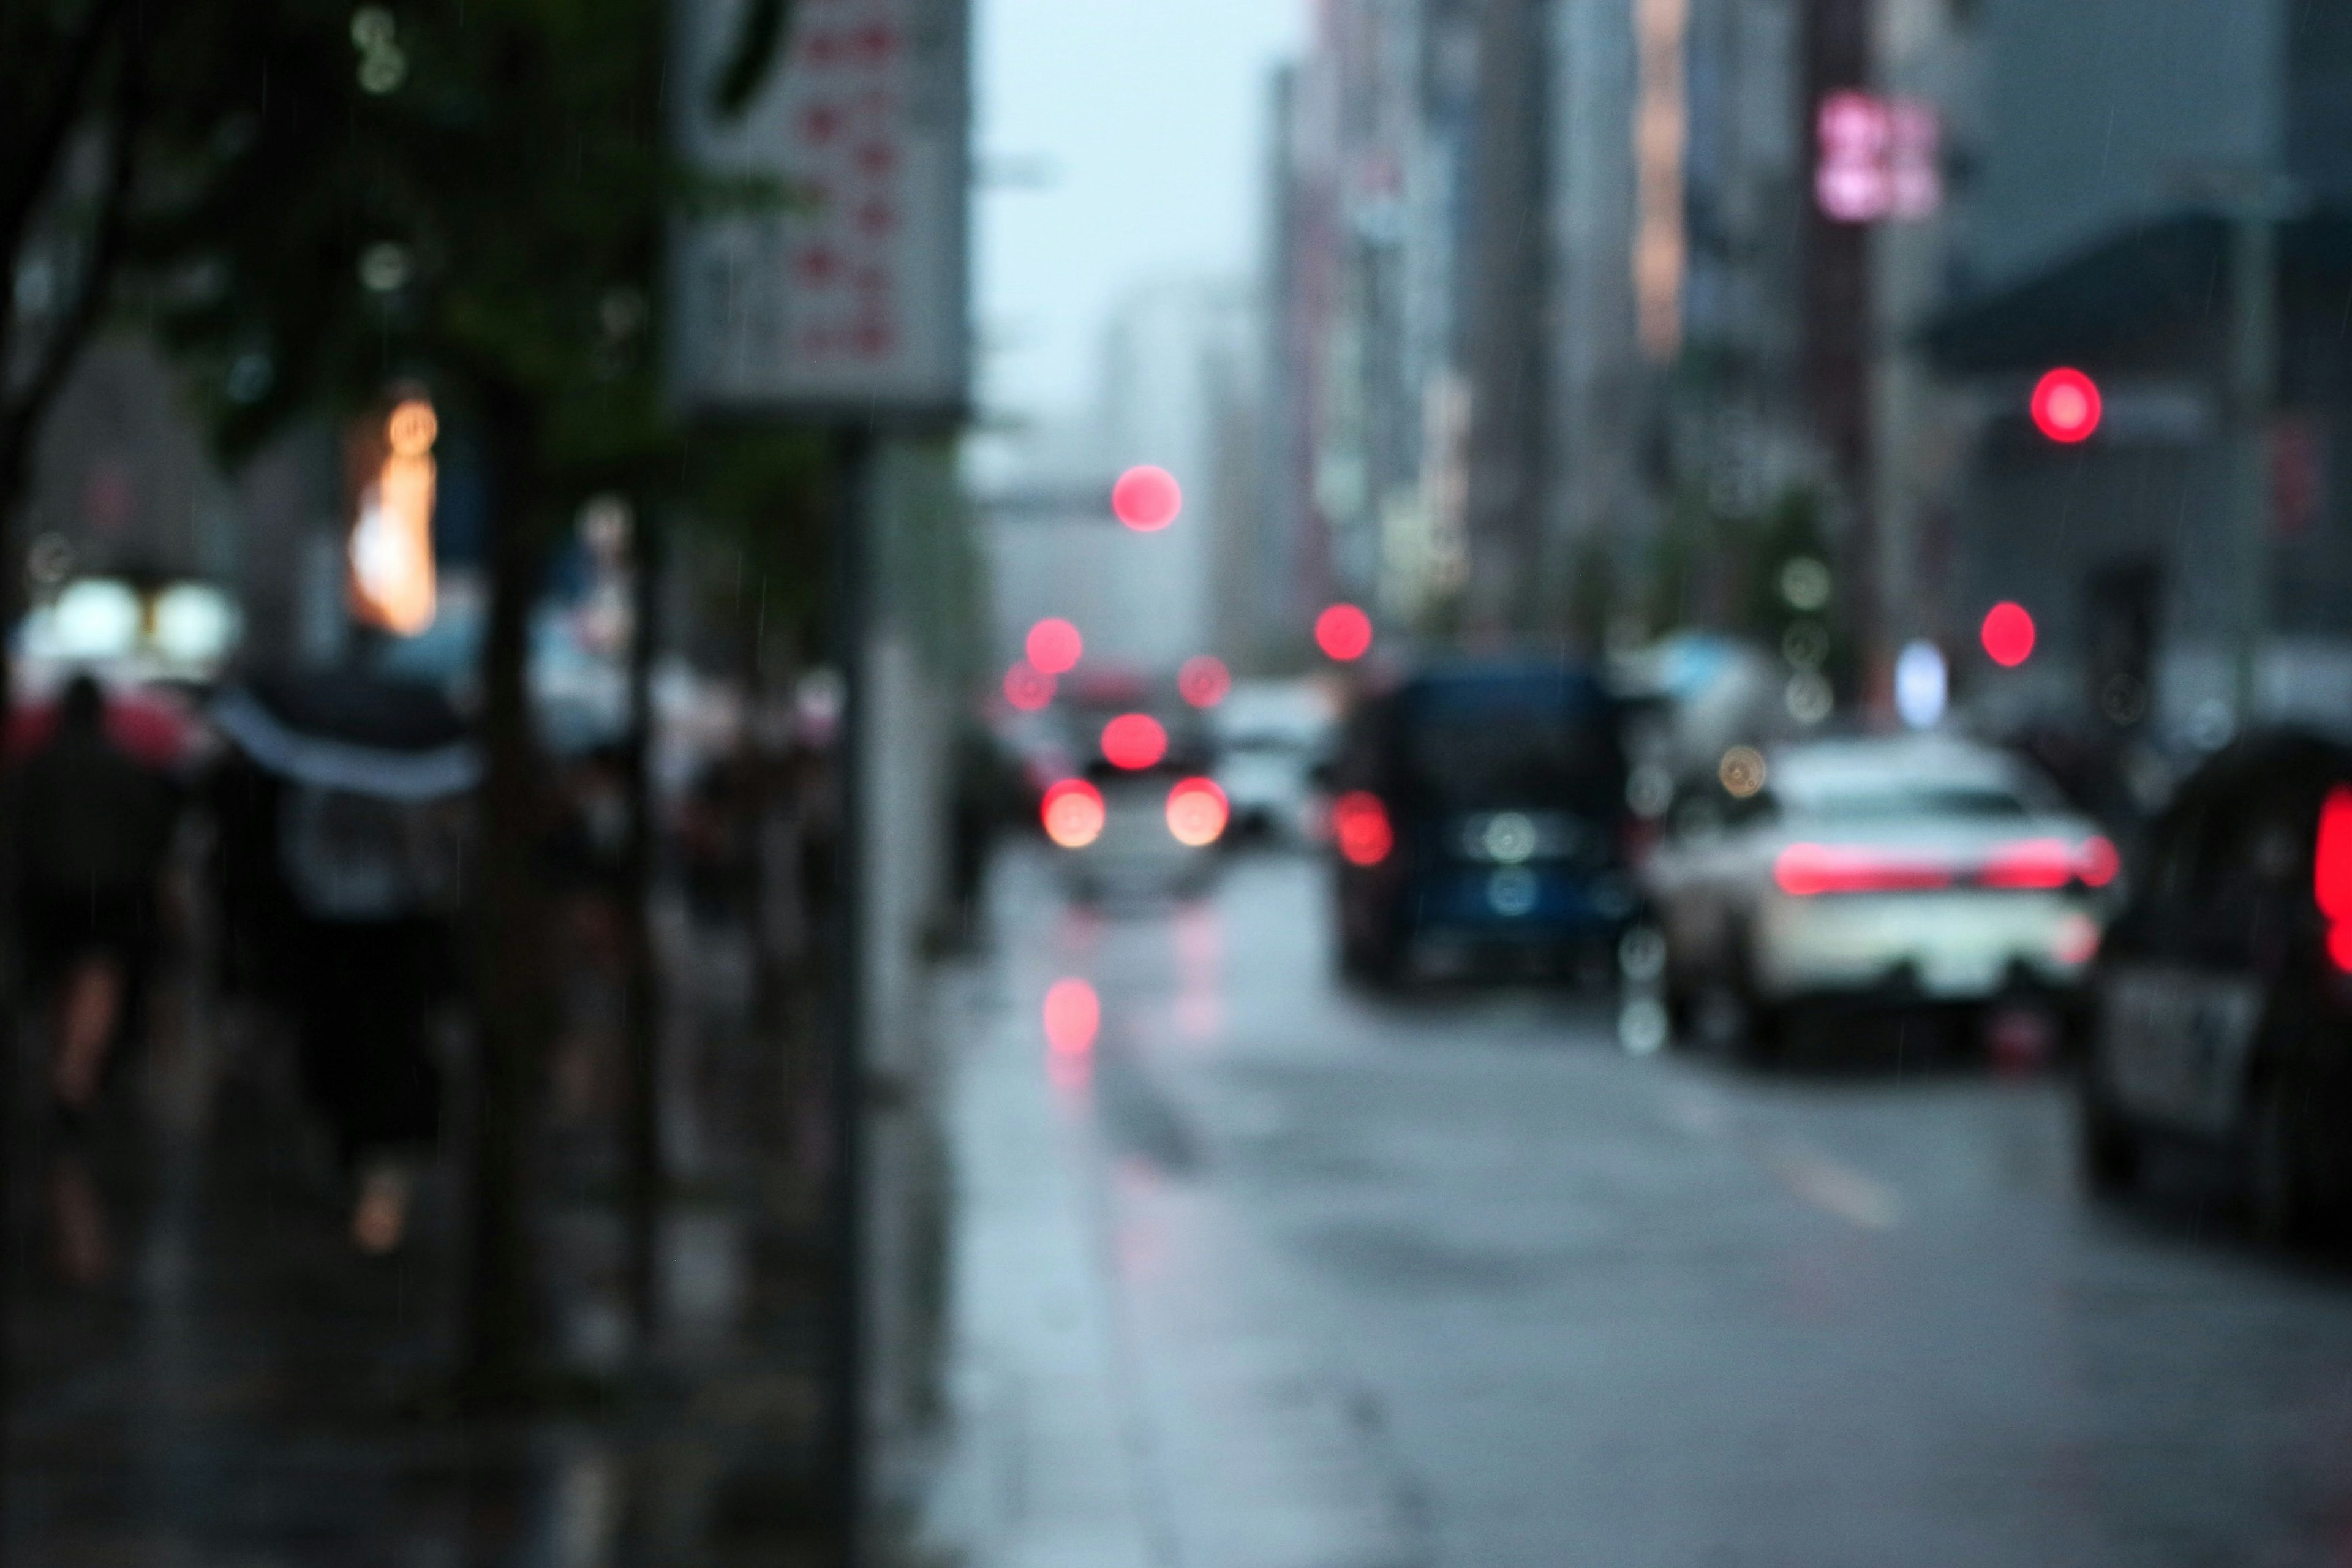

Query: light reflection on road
[978,840,2352,1567]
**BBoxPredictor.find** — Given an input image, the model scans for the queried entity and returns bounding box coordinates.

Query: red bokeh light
[1314,603,1374,662]
[1026,617,1084,675]
[1101,712,1168,771]
[1330,791,1393,867]
[2078,835,2120,888]
[1003,660,1055,712]
[1980,601,2037,667]
[1774,843,1953,895]
[1178,655,1232,709]
[1165,777,1230,847]
[1043,978,1100,1056]
[1111,465,1183,532]
[1978,839,2075,890]
[2316,786,2352,972]
[2030,368,2101,443]
[1041,778,1106,849]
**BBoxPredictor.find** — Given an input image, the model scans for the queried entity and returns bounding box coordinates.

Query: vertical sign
[671,0,970,421]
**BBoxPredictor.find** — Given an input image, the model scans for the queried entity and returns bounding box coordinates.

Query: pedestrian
[12,673,179,1283]
[210,673,470,1256]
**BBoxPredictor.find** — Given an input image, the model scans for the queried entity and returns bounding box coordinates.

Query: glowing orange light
[1314,603,1373,662]
[1041,778,1106,848]
[1330,791,1393,867]
[1101,713,1167,771]
[2030,368,2101,443]
[1980,602,2036,667]
[1004,661,1056,712]
[350,396,439,635]
[1165,777,1229,847]
[1111,465,1183,532]
[1043,978,1100,1056]
[1027,617,1084,675]
[1178,655,1232,709]
[2316,786,2352,971]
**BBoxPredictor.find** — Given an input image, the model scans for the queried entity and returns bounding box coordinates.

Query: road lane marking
[1765,1143,1904,1231]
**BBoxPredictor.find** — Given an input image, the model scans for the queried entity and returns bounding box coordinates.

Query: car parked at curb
[2079,729,2352,1242]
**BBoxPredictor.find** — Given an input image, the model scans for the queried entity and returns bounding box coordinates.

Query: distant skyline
[974,0,1306,429]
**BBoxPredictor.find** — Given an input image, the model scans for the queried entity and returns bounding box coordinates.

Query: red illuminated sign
[1815,91,1941,224]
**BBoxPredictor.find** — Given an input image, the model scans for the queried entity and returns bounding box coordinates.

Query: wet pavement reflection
[7,906,832,1567]
[949,842,2352,1568]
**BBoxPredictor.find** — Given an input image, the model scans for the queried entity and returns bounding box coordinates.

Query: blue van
[1327,662,1633,982]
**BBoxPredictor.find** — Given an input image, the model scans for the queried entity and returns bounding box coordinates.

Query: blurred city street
[17,0,2352,1561]
[937,845,2352,1568]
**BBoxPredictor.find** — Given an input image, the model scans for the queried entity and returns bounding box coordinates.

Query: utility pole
[2227,206,2278,722]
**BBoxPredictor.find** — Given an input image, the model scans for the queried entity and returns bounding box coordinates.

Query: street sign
[670,0,970,424]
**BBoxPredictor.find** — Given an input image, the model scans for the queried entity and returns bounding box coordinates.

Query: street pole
[2228,208,2277,723]
[824,423,876,1566]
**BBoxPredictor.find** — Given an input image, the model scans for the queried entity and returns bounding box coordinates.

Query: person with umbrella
[12,673,183,1283]
[211,671,472,1254]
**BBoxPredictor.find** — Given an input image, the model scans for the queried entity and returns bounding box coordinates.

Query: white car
[1212,680,1336,843]
[1640,735,2117,1054]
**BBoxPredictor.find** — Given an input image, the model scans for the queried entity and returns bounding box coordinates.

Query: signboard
[1815,91,1940,224]
[671,0,970,422]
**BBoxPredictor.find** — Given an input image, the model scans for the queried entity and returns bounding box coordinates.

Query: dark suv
[2081,729,2352,1241]
[1327,662,1632,982]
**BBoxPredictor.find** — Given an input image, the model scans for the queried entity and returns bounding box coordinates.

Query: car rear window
[1789,784,2033,822]
[1401,701,1621,812]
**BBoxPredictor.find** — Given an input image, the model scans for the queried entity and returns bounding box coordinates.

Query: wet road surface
[964,844,2352,1568]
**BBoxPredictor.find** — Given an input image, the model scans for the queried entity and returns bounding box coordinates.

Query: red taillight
[1979,838,2075,890]
[1101,713,1168,771]
[2315,785,2352,971]
[1774,843,1953,895]
[1041,778,1106,849]
[1165,777,1229,847]
[1332,791,1393,867]
[2077,835,2120,888]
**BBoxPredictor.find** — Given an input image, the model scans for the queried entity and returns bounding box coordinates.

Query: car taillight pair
[1772,835,2120,897]
[1041,776,1229,850]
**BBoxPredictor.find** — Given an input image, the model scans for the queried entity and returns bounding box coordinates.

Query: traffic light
[2030,368,2101,443]
[1111,465,1183,532]
[1314,603,1373,662]
[1980,601,2037,667]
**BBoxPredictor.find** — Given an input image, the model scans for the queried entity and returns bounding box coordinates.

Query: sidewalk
[5,910,839,1567]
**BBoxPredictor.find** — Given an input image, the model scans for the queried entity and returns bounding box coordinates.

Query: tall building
[1926,0,2352,737]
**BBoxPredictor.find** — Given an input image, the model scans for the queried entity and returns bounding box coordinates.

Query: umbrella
[212,670,478,801]
[7,684,198,769]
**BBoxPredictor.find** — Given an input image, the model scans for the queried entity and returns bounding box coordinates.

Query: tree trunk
[464,379,558,1398]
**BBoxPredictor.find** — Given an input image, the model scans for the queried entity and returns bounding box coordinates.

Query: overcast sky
[973,0,1307,427]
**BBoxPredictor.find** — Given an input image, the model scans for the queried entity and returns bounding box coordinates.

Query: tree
[7,0,794,1398]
